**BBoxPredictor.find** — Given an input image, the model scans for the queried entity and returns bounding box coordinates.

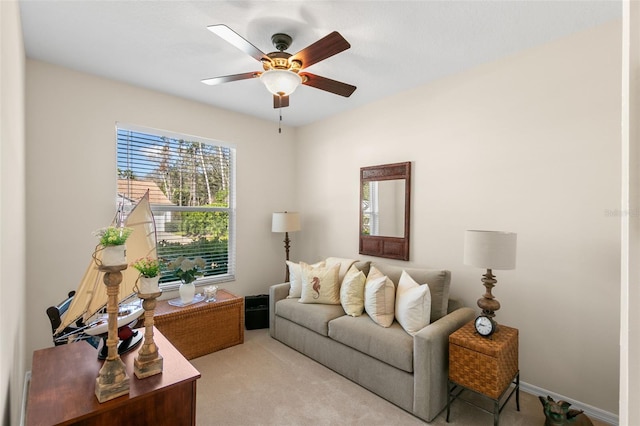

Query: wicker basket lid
[449,321,518,357]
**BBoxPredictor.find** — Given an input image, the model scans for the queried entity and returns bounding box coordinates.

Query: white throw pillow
[299,262,341,304]
[364,266,395,327]
[395,270,432,336]
[286,260,325,298]
[340,265,366,316]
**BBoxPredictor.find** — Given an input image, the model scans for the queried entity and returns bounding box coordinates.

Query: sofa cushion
[395,270,431,336]
[300,262,341,304]
[364,267,396,327]
[328,315,414,373]
[325,257,357,283]
[340,265,366,317]
[353,260,371,277]
[371,262,450,323]
[286,260,326,298]
[275,298,345,336]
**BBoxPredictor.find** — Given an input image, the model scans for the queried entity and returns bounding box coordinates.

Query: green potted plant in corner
[167,256,206,303]
[94,226,133,267]
[132,257,162,294]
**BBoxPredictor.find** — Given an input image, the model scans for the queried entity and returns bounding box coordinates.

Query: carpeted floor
[190,329,606,426]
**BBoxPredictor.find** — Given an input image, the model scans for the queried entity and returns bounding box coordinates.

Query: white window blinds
[116,124,236,286]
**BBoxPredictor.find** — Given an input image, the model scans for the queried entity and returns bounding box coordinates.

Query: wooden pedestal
[95,264,130,403]
[134,290,163,379]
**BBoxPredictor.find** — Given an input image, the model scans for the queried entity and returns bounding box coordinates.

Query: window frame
[115,122,236,291]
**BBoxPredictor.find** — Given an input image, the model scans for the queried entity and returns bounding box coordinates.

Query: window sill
[159,274,235,292]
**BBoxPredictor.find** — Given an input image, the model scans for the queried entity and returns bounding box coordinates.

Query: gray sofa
[269,260,475,423]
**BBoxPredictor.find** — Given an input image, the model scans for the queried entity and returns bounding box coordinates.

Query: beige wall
[25,60,297,368]
[296,21,621,417]
[1,0,26,424]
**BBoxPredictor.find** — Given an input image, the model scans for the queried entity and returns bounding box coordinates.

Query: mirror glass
[359,162,411,261]
[361,179,406,238]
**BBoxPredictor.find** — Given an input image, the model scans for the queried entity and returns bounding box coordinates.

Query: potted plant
[132,257,162,294]
[167,256,206,303]
[94,226,133,267]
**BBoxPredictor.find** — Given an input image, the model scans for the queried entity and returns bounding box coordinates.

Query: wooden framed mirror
[359,161,411,260]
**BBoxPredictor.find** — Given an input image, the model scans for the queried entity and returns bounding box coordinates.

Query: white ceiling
[18,1,621,128]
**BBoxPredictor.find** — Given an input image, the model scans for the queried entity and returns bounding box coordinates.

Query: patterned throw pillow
[286,260,326,298]
[299,262,341,304]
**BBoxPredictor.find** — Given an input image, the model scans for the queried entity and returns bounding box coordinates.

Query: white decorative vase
[102,244,126,267]
[139,276,160,294]
[179,281,195,304]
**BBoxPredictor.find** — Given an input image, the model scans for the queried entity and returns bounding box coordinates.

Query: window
[116,123,235,287]
[361,181,379,235]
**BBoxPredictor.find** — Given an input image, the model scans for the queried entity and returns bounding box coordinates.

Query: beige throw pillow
[340,265,366,316]
[286,260,325,298]
[364,266,395,327]
[299,262,341,304]
[395,270,432,336]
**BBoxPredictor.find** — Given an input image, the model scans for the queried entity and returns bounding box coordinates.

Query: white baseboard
[520,381,619,426]
[20,371,31,426]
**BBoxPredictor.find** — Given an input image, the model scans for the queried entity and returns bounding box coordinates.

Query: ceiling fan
[202,24,357,109]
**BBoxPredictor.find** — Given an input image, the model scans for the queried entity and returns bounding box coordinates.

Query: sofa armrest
[412,306,476,421]
[269,282,290,338]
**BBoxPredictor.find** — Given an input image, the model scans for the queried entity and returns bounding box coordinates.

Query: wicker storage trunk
[154,289,244,359]
[449,321,518,399]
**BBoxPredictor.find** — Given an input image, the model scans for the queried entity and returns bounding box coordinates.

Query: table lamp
[272,211,301,282]
[464,230,517,320]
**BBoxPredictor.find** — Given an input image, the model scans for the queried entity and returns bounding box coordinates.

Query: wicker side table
[447,321,519,426]
[154,288,244,359]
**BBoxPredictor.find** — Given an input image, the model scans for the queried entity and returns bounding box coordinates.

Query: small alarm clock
[474,315,497,337]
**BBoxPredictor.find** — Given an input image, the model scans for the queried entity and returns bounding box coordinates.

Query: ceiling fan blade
[201,71,260,86]
[207,24,270,63]
[290,31,351,69]
[300,73,357,97]
[273,95,290,109]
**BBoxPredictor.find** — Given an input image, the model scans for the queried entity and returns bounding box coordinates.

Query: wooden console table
[26,327,200,426]
[154,288,244,360]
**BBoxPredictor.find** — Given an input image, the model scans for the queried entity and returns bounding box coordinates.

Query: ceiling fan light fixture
[260,69,302,96]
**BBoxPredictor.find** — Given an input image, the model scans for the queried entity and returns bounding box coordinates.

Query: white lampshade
[260,70,302,96]
[272,212,301,233]
[464,230,517,270]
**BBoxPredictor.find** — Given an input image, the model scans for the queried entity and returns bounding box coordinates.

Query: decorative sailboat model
[52,192,158,359]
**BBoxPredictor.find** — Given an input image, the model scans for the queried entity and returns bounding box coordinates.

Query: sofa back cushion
[325,257,357,283]
[371,262,451,323]
[353,260,371,277]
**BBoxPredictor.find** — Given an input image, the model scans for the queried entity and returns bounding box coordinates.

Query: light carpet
[190,329,605,426]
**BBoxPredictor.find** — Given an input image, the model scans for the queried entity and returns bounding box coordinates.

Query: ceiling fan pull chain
[279,106,282,134]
